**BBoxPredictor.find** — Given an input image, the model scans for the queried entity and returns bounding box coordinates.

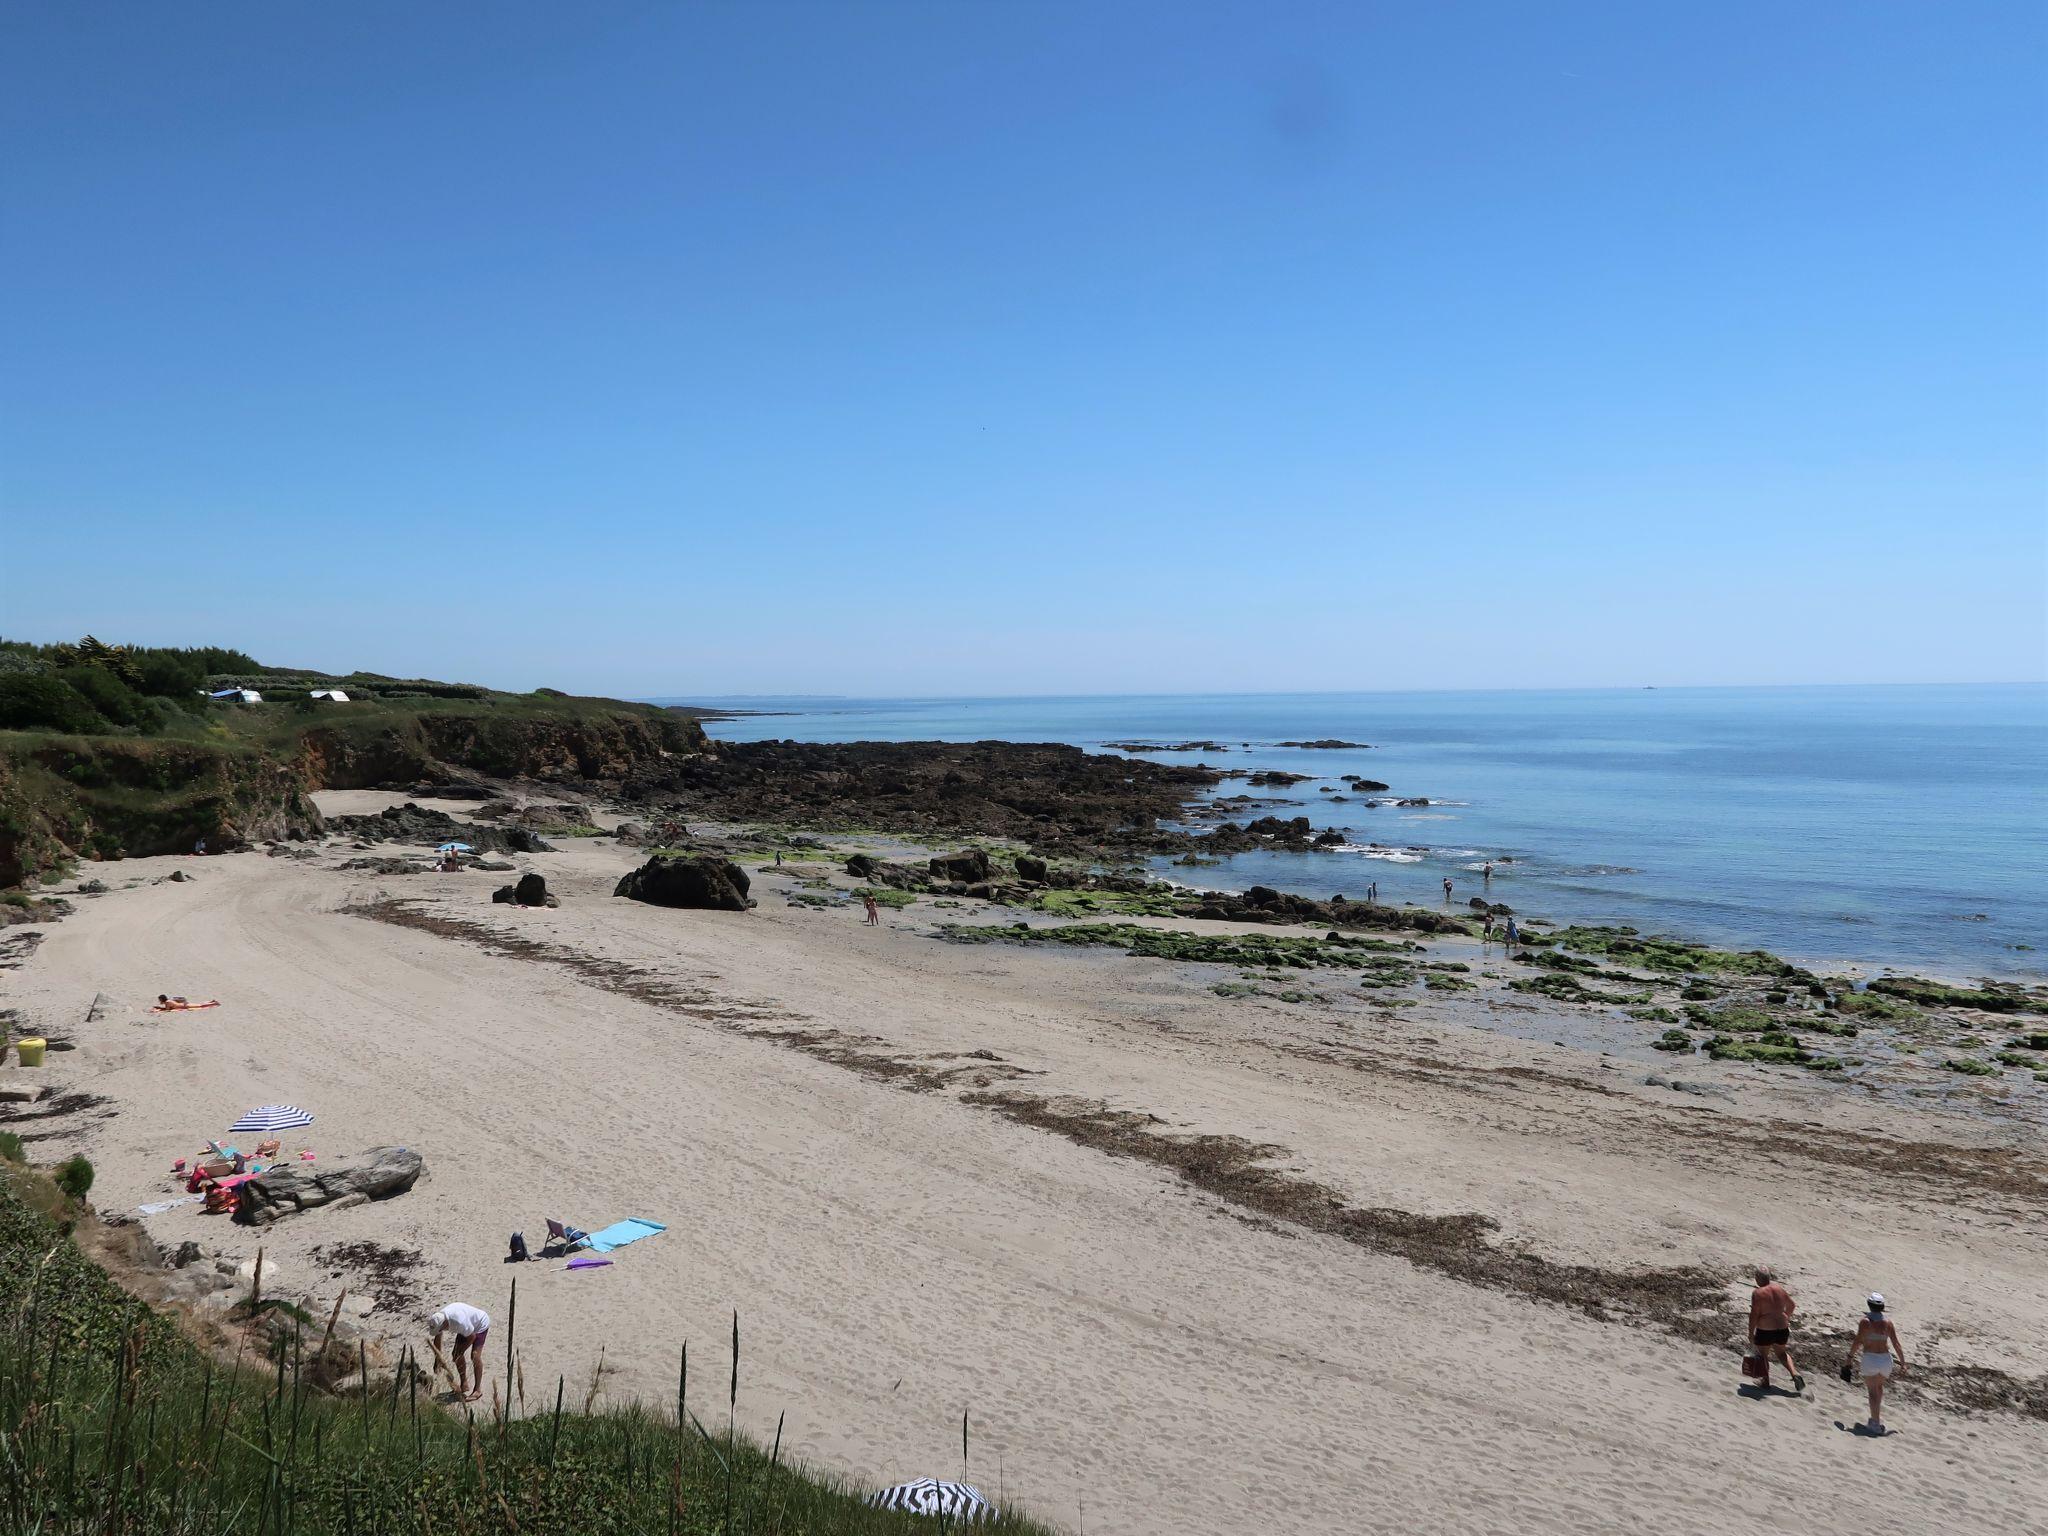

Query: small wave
[1333,843,1426,863]
[1399,813,1457,821]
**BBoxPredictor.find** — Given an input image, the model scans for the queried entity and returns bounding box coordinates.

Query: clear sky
[3,2,2043,697]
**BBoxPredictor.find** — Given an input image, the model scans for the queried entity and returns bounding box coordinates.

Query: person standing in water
[1844,1293,1907,1431]
[1442,876,1454,903]
[1482,861,1493,886]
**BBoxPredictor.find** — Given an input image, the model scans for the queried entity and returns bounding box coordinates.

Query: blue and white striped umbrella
[436,841,474,854]
[867,1479,994,1522]
[227,1104,315,1134]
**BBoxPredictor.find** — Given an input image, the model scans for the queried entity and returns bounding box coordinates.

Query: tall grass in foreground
[0,1173,1054,1535]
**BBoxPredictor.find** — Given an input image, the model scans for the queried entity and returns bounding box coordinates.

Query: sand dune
[6,809,2044,1535]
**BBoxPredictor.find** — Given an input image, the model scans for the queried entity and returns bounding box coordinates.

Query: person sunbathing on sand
[154,995,221,1011]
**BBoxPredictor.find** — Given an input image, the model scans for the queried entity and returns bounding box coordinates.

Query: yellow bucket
[14,1038,45,1068]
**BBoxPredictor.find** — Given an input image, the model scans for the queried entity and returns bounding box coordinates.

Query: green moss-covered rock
[1629,1006,1680,1023]
[1706,1032,1842,1070]
[1869,977,2048,1015]
[1942,1057,1998,1076]
[1651,1029,1693,1052]
[1546,926,1803,979]
[1508,974,1650,1006]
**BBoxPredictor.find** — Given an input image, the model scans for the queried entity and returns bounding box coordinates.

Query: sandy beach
[6,791,2045,1536]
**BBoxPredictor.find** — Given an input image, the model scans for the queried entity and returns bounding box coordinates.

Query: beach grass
[0,1167,1054,1535]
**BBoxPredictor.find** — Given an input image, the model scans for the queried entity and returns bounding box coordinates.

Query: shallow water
[679,684,2048,981]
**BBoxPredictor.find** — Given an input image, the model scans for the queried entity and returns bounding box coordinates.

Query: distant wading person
[863,892,881,926]
[1442,876,1454,903]
[427,1303,491,1402]
[1845,1293,1907,1431]
[1747,1268,1804,1394]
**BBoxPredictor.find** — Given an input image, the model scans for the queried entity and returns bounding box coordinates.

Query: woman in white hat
[1843,1293,1907,1430]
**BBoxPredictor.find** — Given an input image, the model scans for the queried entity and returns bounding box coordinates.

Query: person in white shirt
[427,1303,491,1402]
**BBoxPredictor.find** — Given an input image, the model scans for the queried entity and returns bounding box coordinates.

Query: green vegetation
[1651,1029,1694,1052]
[1507,974,1649,1006]
[1023,886,1186,919]
[941,921,1414,970]
[1,638,703,887]
[1629,1006,1680,1024]
[0,1166,1048,1534]
[1830,989,1926,1025]
[1514,950,1648,984]
[0,1131,22,1164]
[1705,1033,1842,1070]
[1543,926,1803,980]
[1994,1051,2041,1071]
[52,1154,93,1200]
[1943,1057,1999,1077]
[1868,977,2048,1016]
[1210,981,1259,998]
[1423,972,1476,992]
[1683,1002,1858,1038]
[2009,1033,2048,1051]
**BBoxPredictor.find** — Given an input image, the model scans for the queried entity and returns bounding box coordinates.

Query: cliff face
[293,711,708,789]
[0,706,710,886]
[0,740,325,883]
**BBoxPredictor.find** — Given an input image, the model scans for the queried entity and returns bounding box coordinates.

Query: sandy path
[5,833,2044,1535]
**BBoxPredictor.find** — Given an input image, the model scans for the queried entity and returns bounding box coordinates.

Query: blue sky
[3,2,2043,697]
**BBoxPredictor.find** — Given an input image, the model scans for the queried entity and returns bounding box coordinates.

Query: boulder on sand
[493,873,558,908]
[928,848,991,883]
[614,853,754,911]
[1014,854,1050,883]
[238,1146,424,1225]
[846,853,923,889]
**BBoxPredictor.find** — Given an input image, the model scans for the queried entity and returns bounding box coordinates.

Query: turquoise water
[680,685,2048,980]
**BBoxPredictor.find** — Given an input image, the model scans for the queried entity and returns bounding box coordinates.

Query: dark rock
[1340,777,1391,792]
[613,821,647,845]
[168,869,193,883]
[239,1146,425,1224]
[1102,740,1228,753]
[1246,771,1311,787]
[174,1240,204,1268]
[1278,740,1372,749]
[77,880,108,895]
[614,854,753,911]
[405,780,496,801]
[1015,854,1050,883]
[929,848,992,883]
[1312,830,1346,847]
[493,873,558,908]
[327,803,553,855]
[846,853,924,889]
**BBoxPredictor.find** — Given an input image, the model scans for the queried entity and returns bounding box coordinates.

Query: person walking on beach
[1504,916,1519,951]
[1747,1268,1804,1394]
[1367,881,1377,904]
[1844,1293,1907,1431]
[862,892,881,926]
[427,1303,491,1402]
[1482,913,1495,947]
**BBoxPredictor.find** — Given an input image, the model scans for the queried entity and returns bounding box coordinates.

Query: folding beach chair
[544,1219,592,1256]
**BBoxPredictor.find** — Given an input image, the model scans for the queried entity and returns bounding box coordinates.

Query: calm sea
[675,685,2047,981]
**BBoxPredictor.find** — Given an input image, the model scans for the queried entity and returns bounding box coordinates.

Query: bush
[0,672,107,733]
[0,1131,23,1163]
[53,1154,94,1199]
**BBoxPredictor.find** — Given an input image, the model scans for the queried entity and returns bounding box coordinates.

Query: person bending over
[428,1303,492,1402]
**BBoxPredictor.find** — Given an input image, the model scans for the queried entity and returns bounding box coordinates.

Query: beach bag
[508,1231,529,1263]
[1741,1351,1767,1380]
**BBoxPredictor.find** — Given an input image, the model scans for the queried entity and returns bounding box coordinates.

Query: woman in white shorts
[1843,1292,1907,1431]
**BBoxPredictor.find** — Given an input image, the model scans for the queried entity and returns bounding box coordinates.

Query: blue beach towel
[585,1218,666,1254]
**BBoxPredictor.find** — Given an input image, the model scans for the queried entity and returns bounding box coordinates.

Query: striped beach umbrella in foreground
[866,1479,994,1522]
[227,1104,315,1134]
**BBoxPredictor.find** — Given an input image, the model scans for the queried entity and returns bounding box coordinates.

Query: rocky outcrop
[846,853,924,890]
[1184,886,1472,936]
[929,848,991,883]
[638,739,1219,855]
[493,873,557,908]
[1015,854,1050,883]
[239,1146,425,1225]
[1278,740,1371,749]
[328,803,553,854]
[614,854,753,911]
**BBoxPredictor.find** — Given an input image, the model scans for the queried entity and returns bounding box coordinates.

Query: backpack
[509,1231,529,1263]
